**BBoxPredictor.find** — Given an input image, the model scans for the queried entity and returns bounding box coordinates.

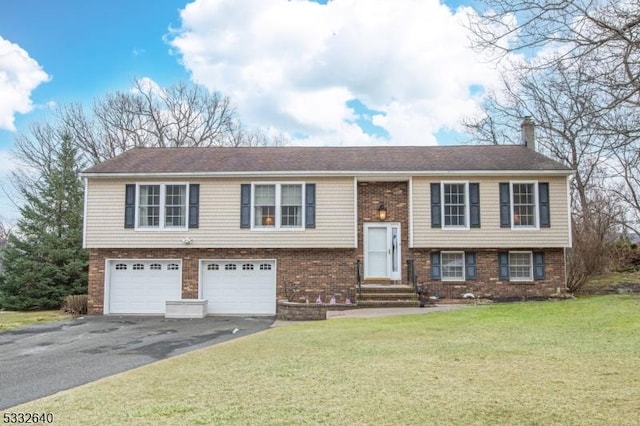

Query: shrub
[62,294,88,316]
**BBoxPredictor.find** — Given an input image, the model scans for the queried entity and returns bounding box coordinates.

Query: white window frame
[441,251,466,281]
[509,251,533,281]
[441,181,470,230]
[250,182,305,231]
[510,181,539,230]
[135,183,189,231]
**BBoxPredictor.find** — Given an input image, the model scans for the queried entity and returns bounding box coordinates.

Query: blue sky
[0,0,497,218]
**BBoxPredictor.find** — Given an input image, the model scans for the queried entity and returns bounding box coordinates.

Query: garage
[106,259,182,314]
[201,260,276,315]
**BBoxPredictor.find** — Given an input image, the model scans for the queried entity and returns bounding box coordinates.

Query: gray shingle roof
[82,145,572,175]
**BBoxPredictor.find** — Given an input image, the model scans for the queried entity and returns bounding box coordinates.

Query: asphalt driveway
[0,315,274,409]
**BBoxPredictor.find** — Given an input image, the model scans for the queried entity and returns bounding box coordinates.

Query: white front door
[364,223,401,280]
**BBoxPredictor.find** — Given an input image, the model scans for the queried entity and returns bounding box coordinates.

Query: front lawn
[11,295,640,425]
[0,310,70,332]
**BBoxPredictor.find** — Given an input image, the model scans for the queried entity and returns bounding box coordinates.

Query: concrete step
[357,300,422,308]
[359,284,414,293]
[358,292,419,301]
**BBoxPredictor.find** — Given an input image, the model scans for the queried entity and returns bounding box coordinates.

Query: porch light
[377,202,387,221]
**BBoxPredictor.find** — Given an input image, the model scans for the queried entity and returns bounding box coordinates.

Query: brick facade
[357,181,409,282]
[88,247,357,315]
[411,248,566,301]
[87,180,567,314]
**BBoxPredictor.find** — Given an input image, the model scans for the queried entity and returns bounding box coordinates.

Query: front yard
[10,295,640,425]
[0,311,70,332]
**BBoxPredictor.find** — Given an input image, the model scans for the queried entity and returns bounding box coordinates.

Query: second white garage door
[201,260,276,315]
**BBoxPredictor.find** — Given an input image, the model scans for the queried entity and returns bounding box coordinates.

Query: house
[82,132,572,315]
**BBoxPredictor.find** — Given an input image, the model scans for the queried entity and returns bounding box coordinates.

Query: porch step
[357,300,421,308]
[357,284,420,308]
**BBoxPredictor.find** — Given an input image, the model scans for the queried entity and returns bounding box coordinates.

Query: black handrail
[407,259,426,306]
[356,259,362,298]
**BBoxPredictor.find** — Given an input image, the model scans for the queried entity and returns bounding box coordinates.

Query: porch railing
[356,259,362,298]
[407,259,426,307]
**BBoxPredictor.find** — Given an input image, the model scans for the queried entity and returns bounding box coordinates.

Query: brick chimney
[521,116,535,151]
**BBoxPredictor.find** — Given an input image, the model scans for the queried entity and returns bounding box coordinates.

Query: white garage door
[107,260,182,314]
[201,260,276,315]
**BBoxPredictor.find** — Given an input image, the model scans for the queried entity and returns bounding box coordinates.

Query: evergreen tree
[0,135,87,309]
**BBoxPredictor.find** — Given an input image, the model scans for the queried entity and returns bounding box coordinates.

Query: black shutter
[430,251,441,280]
[188,184,200,228]
[431,183,441,228]
[240,184,251,229]
[305,184,316,229]
[465,252,477,280]
[539,182,550,227]
[469,183,480,228]
[499,183,511,228]
[498,251,510,281]
[533,252,545,280]
[124,184,135,228]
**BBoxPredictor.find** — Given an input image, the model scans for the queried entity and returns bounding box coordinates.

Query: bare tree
[467,0,640,111]
[15,79,286,169]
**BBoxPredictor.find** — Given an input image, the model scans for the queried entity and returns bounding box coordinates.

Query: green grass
[583,271,640,294]
[11,295,640,425]
[0,310,70,332]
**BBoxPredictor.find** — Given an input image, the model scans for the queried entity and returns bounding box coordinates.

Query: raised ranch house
[82,137,572,316]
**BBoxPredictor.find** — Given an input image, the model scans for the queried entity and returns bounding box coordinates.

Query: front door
[364,223,401,280]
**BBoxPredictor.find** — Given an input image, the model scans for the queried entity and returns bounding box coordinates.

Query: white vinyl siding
[413,175,570,248]
[85,177,355,248]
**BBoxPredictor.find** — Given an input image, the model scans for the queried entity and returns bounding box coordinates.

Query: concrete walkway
[326,304,466,319]
[272,304,466,327]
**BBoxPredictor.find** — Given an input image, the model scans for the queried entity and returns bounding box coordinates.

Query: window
[252,183,304,230]
[225,263,237,271]
[150,264,162,270]
[254,185,276,227]
[115,263,127,270]
[242,263,254,270]
[167,263,180,271]
[443,183,467,228]
[138,185,160,227]
[260,263,272,270]
[137,184,188,229]
[512,183,537,228]
[132,263,144,271]
[207,264,219,271]
[441,252,465,281]
[509,252,533,281]
[165,185,186,227]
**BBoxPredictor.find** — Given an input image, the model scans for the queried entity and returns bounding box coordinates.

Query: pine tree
[0,135,87,310]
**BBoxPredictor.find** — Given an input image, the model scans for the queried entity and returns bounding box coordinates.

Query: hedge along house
[82,131,572,315]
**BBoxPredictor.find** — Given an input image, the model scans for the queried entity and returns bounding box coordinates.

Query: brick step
[357,300,422,308]
[358,292,419,301]
[359,284,414,293]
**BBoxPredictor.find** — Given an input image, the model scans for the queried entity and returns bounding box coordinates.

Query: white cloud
[0,37,50,131]
[169,0,503,146]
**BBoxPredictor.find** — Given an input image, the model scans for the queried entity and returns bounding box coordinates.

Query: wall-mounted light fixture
[377,202,387,221]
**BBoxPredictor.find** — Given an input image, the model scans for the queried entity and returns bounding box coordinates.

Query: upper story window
[252,183,304,230]
[511,182,537,228]
[443,183,468,228]
[137,184,187,229]
[431,182,479,229]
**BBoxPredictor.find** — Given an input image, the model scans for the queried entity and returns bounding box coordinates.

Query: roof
[82,145,572,176]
